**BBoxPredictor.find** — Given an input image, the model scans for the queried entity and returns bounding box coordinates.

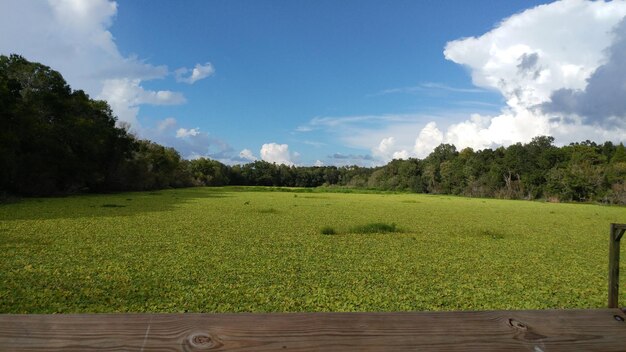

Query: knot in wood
[508,318,547,341]
[508,319,527,330]
[614,315,625,322]
[183,332,223,351]
[193,334,211,345]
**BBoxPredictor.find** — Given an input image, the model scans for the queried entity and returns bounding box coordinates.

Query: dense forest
[1,55,625,204]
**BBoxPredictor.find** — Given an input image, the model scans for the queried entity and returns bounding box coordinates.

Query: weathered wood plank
[608,223,626,308]
[1,309,625,351]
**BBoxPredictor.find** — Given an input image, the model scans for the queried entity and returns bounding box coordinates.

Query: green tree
[190,158,230,186]
[0,54,135,195]
[611,143,626,163]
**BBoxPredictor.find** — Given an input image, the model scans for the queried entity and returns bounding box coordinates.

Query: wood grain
[608,223,626,308]
[1,309,626,351]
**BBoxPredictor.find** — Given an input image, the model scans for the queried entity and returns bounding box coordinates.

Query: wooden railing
[1,309,626,351]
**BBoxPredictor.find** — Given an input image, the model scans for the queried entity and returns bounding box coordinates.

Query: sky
[1,0,626,166]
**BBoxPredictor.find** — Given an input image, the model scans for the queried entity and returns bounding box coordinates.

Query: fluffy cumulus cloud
[260,143,299,166]
[238,149,258,162]
[439,0,626,149]
[98,78,186,126]
[414,122,444,158]
[370,137,411,161]
[542,17,626,127]
[297,113,445,164]
[312,0,626,162]
[372,137,397,160]
[175,127,201,138]
[175,63,215,84]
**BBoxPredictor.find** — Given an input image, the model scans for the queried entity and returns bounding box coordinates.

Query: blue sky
[2,0,626,165]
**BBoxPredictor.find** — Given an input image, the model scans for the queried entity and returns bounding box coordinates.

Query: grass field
[1,186,624,313]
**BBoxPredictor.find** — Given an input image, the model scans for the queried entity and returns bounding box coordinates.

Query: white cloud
[542,18,626,127]
[375,137,395,155]
[260,143,298,166]
[444,0,626,107]
[161,127,236,162]
[157,117,177,132]
[392,150,410,160]
[176,127,201,138]
[0,0,187,131]
[414,122,444,158]
[419,82,486,94]
[372,137,398,162]
[300,113,446,150]
[317,0,626,161]
[0,0,154,98]
[371,136,415,162]
[144,90,186,105]
[298,113,458,162]
[306,114,418,129]
[314,160,324,167]
[371,82,486,96]
[175,62,215,84]
[98,78,185,126]
[239,149,257,162]
[0,0,167,87]
[144,118,246,164]
[301,1,623,161]
[438,0,626,149]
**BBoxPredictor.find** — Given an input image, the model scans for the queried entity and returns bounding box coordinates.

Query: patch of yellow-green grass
[0,186,624,313]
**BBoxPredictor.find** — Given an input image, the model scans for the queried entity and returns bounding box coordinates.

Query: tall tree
[0,55,134,195]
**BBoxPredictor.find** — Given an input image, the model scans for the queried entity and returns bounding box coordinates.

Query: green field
[1,187,624,313]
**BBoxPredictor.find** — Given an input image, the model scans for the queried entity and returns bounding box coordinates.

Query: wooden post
[609,223,626,308]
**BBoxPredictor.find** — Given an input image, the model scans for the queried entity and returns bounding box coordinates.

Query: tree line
[1,55,625,204]
[221,137,626,204]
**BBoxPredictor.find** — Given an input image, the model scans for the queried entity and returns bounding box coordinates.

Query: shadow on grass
[0,187,231,221]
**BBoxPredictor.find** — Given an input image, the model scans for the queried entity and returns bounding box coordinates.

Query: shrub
[350,222,398,234]
[320,226,337,235]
